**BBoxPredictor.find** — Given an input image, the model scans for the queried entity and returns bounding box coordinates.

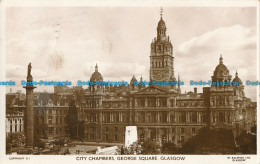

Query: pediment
[135,86,169,95]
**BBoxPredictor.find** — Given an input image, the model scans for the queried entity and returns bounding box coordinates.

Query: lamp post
[77,121,79,144]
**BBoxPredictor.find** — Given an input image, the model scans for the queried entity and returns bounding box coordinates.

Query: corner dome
[213,55,229,76]
[90,64,103,82]
[232,71,242,84]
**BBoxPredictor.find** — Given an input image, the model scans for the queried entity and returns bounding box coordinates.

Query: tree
[251,125,256,134]
[236,131,256,154]
[66,100,79,139]
[119,142,141,155]
[161,141,178,154]
[179,127,236,154]
[78,120,85,141]
[6,133,25,154]
[142,140,160,154]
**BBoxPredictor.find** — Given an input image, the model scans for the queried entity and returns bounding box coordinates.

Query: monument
[125,126,138,147]
[23,63,36,147]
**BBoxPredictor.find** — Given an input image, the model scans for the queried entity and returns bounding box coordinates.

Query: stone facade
[5,10,257,147]
[6,113,24,135]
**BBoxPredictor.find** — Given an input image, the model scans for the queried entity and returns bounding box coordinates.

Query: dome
[90,64,103,82]
[214,64,229,75]
[157,19,166,29]
[232,71,242,84]
[90,72,103,82]
[213,55,229,76]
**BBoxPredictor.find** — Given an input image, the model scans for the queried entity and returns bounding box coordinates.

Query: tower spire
[219,54,223,64]
[178,73,180,88]
[95,63,98,72]
[160,7,163,19]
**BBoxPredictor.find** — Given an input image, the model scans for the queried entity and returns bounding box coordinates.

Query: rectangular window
[202,113,207,123]
[170,114,175,122]
[191,128,195,134]
[191,112,197,122]
[180,128,185,134]
[56,117,59,125]
[48,116,52,124]
[180,112,186,123]
[180,136,185,142]
[172,136,175,142]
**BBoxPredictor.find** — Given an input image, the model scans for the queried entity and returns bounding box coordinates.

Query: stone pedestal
[125,126,138,147]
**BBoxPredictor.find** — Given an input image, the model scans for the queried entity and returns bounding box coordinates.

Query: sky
[5,7,257,101]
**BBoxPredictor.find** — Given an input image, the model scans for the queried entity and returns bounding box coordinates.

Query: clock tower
[150,8,175,82]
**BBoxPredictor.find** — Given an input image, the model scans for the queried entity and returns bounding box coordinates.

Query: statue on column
[28,63,31,75]
[27,62,33,82]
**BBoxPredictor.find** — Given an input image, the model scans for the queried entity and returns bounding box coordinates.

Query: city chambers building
[6,11,256,146]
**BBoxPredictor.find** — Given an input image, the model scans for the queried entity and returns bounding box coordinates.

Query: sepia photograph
[0,0,259,164]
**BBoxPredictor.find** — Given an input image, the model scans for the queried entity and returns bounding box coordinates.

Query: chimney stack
[194,87,197,94]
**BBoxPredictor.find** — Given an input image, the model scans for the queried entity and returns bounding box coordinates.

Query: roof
[157,18,166,29]
[213,63,229,76]
[90,71,103,82]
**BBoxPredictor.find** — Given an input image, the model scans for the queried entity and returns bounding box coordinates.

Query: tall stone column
[23,63,36,148]
[145,98,148,107]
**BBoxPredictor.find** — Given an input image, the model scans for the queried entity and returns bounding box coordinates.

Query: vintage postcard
[0,0,259,164]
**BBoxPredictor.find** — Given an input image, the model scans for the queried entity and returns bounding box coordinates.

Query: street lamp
[77,121,79,144]
[163,136,166,144]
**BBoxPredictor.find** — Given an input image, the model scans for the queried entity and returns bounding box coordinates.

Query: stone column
[196,112,199,124]
[198,112,201,123]
[23,63,36,148]
[99,99,102,107]
[145,98,148,107]
[225,111,227,123]
[167,112,170,123]
[186,112,189,123]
